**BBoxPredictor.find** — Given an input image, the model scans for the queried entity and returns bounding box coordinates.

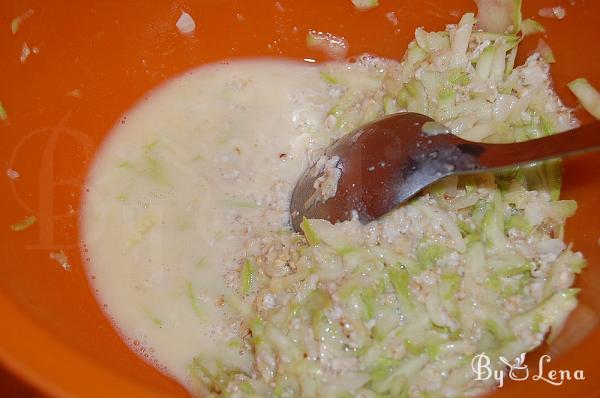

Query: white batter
[82,60,335,391]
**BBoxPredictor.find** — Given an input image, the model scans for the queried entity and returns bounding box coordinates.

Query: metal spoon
[290,112,600,232]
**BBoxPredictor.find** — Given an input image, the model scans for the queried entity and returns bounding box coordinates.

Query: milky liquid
[82,60,335,391]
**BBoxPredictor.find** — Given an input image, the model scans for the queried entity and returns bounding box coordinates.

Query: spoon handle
[476,122,600,170]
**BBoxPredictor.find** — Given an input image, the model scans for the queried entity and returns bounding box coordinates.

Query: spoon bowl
[290,112,600,231]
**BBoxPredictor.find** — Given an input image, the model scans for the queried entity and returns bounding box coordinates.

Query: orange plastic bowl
[1,0,599,397]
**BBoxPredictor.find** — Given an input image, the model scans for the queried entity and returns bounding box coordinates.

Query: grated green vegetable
[127,215,156,247]
[186,5,583,397]
[568,78,600,119]
[240,259,256,295]
[143,308,163,327]
[350,0,379,10]
[299,217,320,245]
[536,38,555,63]
[475,0,522,34]
[186,282,205,319]
[212,168,582,395]
[11,9,34,35]
[0,101,8,122]
[521,18,545,36]
[10,215,37,231]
